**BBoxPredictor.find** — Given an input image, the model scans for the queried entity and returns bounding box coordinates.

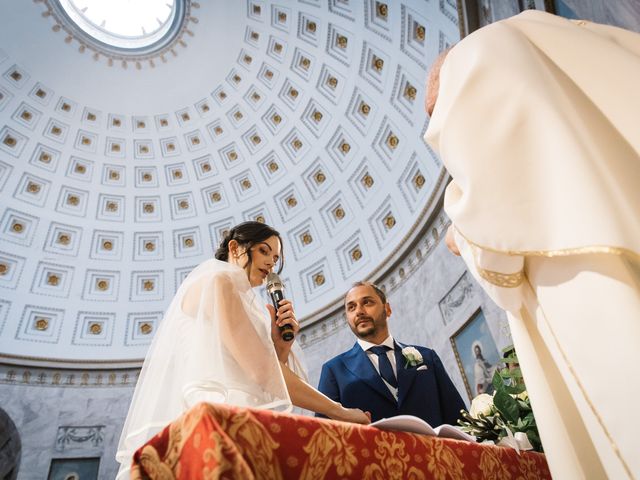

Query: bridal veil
[116,259,293,477]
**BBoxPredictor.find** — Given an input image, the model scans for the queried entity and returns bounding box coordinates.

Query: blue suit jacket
[317,342,466,426]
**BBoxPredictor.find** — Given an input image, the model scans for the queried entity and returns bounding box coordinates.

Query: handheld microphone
[266,272,294,342]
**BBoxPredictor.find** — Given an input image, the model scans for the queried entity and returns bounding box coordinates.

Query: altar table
[131,402,551,479]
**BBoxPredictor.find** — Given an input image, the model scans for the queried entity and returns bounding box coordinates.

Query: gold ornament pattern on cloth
[417,435,466,480]
[478,446,513,480]
[136,445,174,480]
[167,402,205,467]
[300,422,361,478]
[131,402,552,479]
[222,408,283,479]
[515,454,544,480]
[200,430,253,479]
[134,400,206,479]
[363,432,423,480]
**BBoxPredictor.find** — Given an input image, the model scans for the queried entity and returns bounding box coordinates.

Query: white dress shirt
[357,335,398,399]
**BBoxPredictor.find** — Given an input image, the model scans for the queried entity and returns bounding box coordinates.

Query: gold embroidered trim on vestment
[469,243,524,288]
[477,267,524,288]
[455,226,640,262]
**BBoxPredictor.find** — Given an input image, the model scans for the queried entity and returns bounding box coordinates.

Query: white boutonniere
[402,347,424,368]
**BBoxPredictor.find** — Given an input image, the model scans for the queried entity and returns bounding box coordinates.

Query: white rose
[469,393,494,418]
[402,347,423,366]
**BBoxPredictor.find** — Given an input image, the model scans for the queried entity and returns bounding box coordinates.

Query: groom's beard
[352,312,386,339]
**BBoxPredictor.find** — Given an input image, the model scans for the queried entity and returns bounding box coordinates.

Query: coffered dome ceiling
[0,0,460,364]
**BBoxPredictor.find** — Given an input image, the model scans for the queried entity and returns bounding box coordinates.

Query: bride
[116,221,370,477]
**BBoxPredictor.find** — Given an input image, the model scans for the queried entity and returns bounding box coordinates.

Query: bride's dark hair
[214,221,284,274]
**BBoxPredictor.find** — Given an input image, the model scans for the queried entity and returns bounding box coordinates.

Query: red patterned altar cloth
[131,402,551,479]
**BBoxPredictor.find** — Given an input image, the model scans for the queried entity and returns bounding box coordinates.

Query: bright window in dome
[57,0,178,50]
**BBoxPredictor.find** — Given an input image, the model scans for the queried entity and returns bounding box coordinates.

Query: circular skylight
[55,0,182,51]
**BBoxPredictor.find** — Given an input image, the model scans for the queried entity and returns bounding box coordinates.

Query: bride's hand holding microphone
[265,272,370,425]
[266,272,299,362]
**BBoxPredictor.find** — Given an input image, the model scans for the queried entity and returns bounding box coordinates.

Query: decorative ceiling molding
[301,168,449,329]
[0,0,460,366]
[37,0,199,69]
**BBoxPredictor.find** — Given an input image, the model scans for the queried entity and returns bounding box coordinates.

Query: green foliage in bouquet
[458,351,543,452]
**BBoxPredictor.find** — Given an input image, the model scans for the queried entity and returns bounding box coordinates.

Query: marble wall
[0,378,133,480]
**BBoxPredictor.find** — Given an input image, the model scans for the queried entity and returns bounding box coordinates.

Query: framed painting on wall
[48,457,100,480]
[450,309,501,401]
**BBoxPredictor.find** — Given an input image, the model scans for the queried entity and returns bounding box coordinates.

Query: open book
[371,415,476,442]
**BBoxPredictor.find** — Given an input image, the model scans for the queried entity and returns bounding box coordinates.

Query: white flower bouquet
[458,350,542,452]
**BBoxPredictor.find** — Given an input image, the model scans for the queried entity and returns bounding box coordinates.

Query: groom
[317,282,465,426]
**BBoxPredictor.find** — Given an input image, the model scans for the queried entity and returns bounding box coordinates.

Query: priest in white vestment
[425,10,640,480]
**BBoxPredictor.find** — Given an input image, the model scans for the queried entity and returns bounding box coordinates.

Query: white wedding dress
[116,259,298,479]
